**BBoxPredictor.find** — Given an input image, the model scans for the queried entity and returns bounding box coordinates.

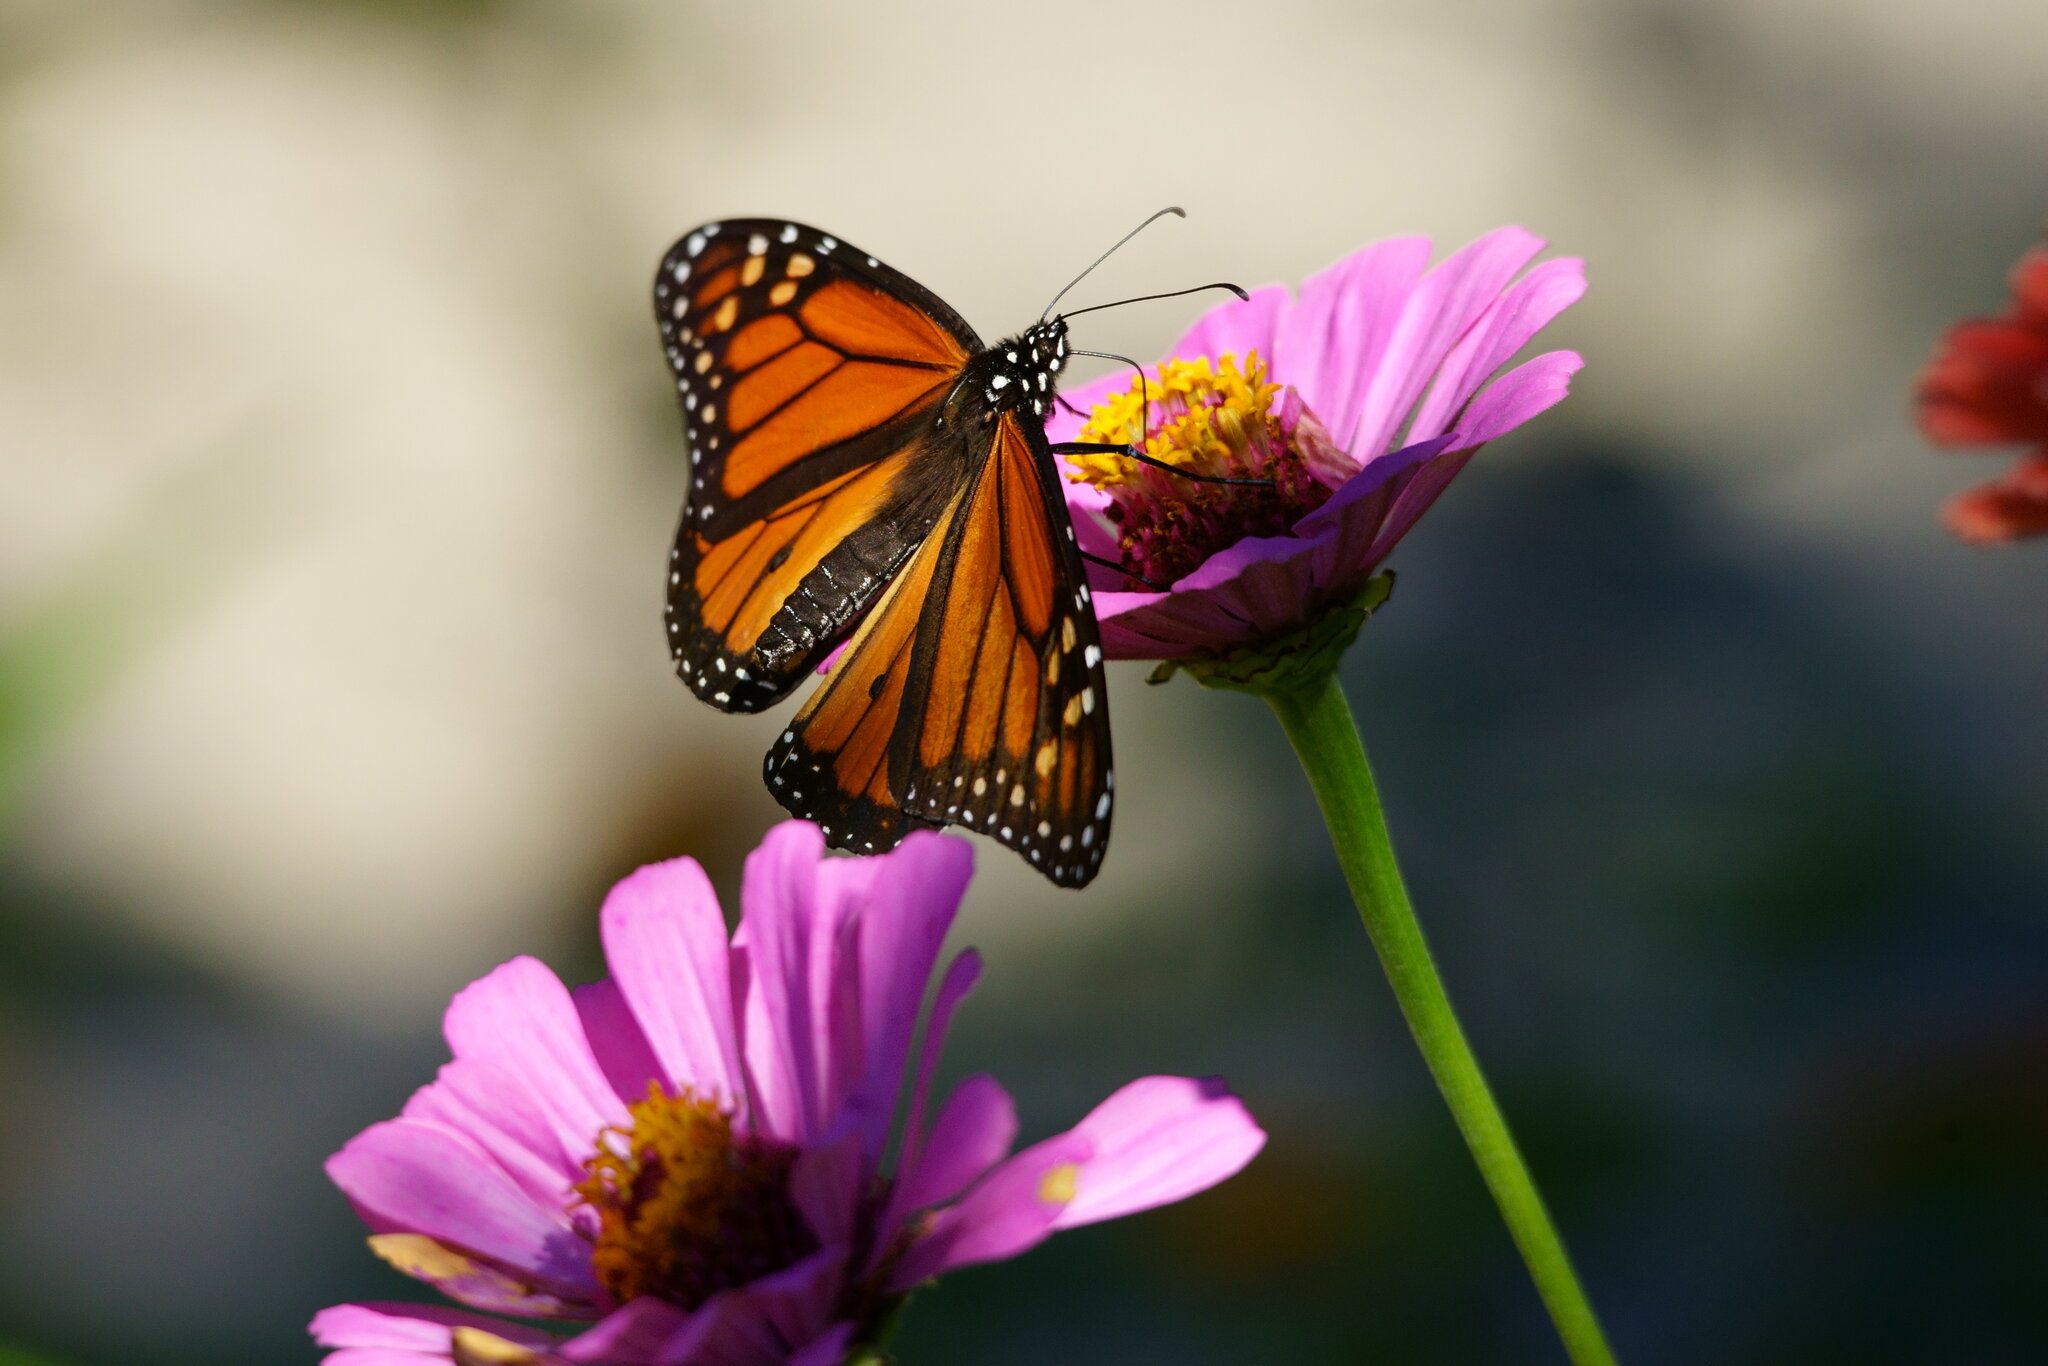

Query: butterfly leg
[1049,442,1272,488]
[1077,547,1165,590]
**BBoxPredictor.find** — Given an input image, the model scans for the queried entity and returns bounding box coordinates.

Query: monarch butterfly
[655,212,1241,888]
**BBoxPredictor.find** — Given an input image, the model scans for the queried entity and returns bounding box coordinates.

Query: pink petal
[563,1250,846,1366]
[1090,588,1274,659]
[788,1324,858,1366]
[402,1057,580,1210]
[788,1128,866,1248]
[845,831,973,1153]
[311,1302,560,1358]
[441,957,626,1166]
[573,978,665,1111]
[885,1131,1092,1290]
[1276,238,1433,451]
[733,823,836,1144]
[1407,257,1587,444]
[1297,434,1469,573]
[1088,534,1335,659]
[1448,349,1584,448]
[1170,282,1292,372]
[893,949,983,1186]
[600,857,745,1109]
[737,1249,847,1363]
[556,1298,694,1363]
[326,1118,599,1304]
[1346,227,1547,459]
[879,1073,1017,1243]
[1361,449,1476,568]
[1052,1075,1266,1229]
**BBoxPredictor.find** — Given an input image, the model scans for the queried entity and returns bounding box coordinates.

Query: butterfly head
[968,320,1070,423]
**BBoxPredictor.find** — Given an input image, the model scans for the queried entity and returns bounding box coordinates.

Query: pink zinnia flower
[1049,228,1586,659]
[311,821,1263,1364]
[1918,236,2048,543]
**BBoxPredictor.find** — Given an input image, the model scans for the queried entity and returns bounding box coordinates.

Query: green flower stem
[1265,671,1617,1366]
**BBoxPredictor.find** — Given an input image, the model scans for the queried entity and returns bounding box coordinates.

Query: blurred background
[3,0,2045,1361]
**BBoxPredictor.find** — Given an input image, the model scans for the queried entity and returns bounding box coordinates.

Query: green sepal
[1146,571,1396,697]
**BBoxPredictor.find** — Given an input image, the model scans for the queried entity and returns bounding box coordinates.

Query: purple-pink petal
[1276,237,1433,451]
[626,1249,847,1366]
[732,823,839,1145]
[846,831,973,1154]
[1051,1075,1265,1229]
[1344,227,1547,459]
[1447,349,1584,448]
[787,1128,865,1249]
[440,957,626,1166]
[1296,434,1464,568]
[311,1302,561,1363]
[884,1073,1018,1232]
[1408,257,1588,444]
[327,1118,599,1304]
[556,1298,695,1363]
[1089,529,1341,660]
[892,948,983,1190]
[885,1130,1093,1290]
[1173,282,1293,375]
[401,1057,581,1211]
[600,857,745,1110]
[572,978,665,1113]
[787,1324,858,1366]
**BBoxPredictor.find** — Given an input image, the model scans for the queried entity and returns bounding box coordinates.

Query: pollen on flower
[572,1082,816,1310]
[449,1327,544,1364]
[1037,1162,1081,1205]
[1065,351,1345,587]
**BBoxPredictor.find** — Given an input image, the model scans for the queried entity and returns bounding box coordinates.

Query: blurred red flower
[1918,239,2048,543]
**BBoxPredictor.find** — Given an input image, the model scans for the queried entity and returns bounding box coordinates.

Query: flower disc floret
[1071,353,1338,587]
[575,1083,816,1310]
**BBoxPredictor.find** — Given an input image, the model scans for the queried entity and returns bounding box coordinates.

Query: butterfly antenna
[1059,281,1250,322]
[1040,206,1187,322]
[1070,348,1153,446]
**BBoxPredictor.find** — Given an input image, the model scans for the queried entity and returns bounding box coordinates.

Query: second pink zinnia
[311,821,1264,1365]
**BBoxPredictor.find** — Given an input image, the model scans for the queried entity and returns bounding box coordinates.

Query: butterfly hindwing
[657,220,981,711]
[896,414,1114,886]
[764,414,1114,886]
[760,480,969,854]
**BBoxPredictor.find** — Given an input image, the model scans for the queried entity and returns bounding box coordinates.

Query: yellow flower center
[572,1083,816,1310]
[1069,353,1285,487]
[1066,351,1338,587]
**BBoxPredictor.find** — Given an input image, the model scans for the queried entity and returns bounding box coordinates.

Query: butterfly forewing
[657,220,981,711]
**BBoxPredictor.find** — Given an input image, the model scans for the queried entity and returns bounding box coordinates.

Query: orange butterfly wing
[766,414,1114,885]
[656,221,980,711]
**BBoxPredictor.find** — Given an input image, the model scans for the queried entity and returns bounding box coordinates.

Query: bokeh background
[3,1,2045,1362]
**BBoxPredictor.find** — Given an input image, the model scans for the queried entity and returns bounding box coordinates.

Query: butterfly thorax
[946,319,1070,426]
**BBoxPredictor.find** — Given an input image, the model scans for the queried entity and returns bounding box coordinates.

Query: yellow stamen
[367,1232,483,1281]
[450,1328,543,1366]
[1060,348,1339,589]
[1066,352,1283,489]
[572,1082,813,1309]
